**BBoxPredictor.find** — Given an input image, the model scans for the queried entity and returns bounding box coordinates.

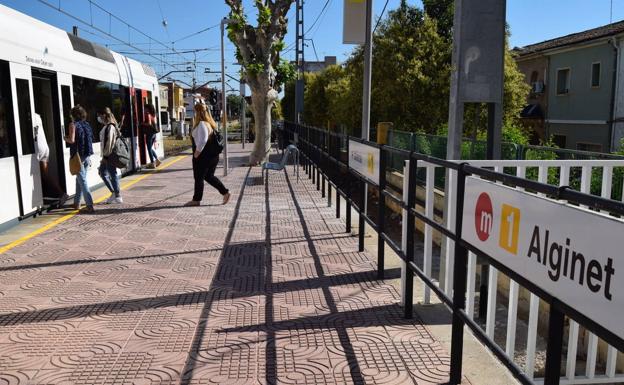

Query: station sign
[462,177,624,341]
[343,0,366,45]
[348,140,379,185]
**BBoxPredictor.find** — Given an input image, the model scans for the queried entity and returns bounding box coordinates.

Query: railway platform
[0,146,465,385]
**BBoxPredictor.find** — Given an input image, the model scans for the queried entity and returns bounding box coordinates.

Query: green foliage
[283,1,529,140]
[273,40,286,53]
[256,2,271,26]
[271,100,283,120]
[246,62,266,77]
[275,59,296,91]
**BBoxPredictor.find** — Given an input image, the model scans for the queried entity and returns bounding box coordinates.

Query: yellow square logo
[367,153,375,174]
[499,204,521,255]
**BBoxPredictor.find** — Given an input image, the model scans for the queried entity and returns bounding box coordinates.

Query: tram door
[9,62,42,215]
[56,72,75,195]
[32,68,66,203]
[135,89,147,165]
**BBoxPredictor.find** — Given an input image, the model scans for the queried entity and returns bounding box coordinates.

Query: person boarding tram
[64,105,95,213]
[97,107,123,204]
[34,112,69,207]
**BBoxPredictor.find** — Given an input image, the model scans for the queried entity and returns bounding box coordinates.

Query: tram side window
[16,79,34,155]
[0,61,15,158]
[61,85,71,148]
[72,75,119,143]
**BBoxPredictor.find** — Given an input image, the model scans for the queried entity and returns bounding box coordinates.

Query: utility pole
[361,0,373,141]
[221,18,234,176]
[295,0,305,123]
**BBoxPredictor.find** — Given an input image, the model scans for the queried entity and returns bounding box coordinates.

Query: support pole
[377,147,386,278]
[220,18,233,176]
[544,303,565,385]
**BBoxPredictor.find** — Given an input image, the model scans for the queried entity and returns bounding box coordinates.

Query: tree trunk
[249,91,273,165]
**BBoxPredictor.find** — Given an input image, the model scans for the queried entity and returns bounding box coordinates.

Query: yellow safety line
[0,155,186,255]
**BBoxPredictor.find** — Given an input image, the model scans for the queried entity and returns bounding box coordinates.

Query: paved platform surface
[0,150,455,384]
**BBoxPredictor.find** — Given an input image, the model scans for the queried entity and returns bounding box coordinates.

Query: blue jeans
[146,133,158,163]
[74,159,94,207]
[99,159,120,196]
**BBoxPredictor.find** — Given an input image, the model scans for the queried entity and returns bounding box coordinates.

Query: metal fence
[279,121,624,385]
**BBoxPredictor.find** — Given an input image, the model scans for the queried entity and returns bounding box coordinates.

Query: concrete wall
[612,39,624,150]
[547,43,615,150]
[547,122,611,151]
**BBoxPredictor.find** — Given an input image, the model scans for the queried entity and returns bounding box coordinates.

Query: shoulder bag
[69,152,81,175]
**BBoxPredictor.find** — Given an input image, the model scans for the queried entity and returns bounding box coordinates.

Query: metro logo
[474,193,521,255]
[499,204,521,255]
[474,193,493,241]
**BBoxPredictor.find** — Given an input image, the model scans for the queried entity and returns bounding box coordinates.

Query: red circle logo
[474,192,493,241]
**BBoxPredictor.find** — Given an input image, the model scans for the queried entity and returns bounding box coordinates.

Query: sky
[1,0,623,87]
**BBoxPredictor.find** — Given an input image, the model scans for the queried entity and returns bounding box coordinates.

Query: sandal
[222,192,231,205]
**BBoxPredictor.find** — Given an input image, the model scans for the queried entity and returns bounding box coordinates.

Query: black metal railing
[278,121,624,385]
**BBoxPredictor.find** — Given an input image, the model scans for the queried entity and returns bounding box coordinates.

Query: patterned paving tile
[0,151,456,384]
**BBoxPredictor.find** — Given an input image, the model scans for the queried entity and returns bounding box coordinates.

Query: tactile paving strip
[0,150,456,384]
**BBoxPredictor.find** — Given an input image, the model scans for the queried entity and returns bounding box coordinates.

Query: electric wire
[171,23,220,44]
[36,0,191,71]
[156,0,171,40]
[373,0,390,34]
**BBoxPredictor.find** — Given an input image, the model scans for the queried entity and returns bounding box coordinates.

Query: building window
[553,135,567,149]
[556,68,570,95]
[0,60,16,159]
[577,142,602,152]
[591,62,601,88]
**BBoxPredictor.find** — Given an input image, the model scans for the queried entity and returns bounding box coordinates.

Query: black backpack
[206,130,224,157]
[107,126,131,168]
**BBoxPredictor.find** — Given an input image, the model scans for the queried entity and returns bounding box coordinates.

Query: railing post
[336,189,341,218]
[544,301,565,385]
[403,155,417,319]
[449,163,469,385]
[327,181,331,206]
[346,139,352,233]
[358,181,365,252]
[377,146,386,279]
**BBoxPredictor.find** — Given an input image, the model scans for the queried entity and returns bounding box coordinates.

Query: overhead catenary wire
[171,23,220,44]
[283,0,332,54]
[36,0,191,72]
[156,0,171,40]
[373,0,390,34]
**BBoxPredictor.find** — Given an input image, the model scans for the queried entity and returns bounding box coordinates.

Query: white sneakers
[105,195,123,204]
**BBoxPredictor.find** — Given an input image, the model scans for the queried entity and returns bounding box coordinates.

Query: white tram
[0,4,165,227]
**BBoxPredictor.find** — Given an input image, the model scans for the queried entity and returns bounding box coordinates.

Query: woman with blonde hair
[184,102,230,206]
[97,107,123,204]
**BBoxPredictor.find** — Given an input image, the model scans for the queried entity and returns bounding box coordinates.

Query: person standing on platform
[64,105,95,213]
[185,103,230,206]
[143,103,160,169]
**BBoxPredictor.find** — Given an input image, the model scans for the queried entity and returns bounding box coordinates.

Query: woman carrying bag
[65,105,95,213]
[143,103,160,169]
[98,107,123,204]
[184,103,230,207]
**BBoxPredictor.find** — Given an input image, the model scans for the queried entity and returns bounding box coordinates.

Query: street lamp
[221,17,235,176]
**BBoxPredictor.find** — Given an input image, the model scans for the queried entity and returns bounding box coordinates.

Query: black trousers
[192,155,228,201]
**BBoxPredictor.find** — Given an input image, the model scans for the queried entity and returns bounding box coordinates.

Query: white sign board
[348,140,379,185]
[343,0,366,44]
[462,177,624,341]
